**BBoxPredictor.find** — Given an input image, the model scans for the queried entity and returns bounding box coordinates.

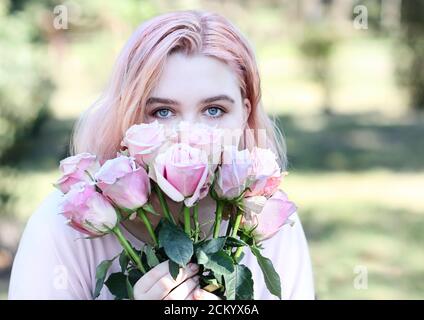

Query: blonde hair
[71,10,287,169]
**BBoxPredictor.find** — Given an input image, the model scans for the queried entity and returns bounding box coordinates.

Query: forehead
[150,52,241,103]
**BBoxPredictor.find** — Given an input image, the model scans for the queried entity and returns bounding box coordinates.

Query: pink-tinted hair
[71,10,287,168]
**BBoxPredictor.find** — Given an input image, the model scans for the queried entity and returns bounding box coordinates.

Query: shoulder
[22,189,69,238]
[21,188,131,264]
[20,189,116,249]
[17,189,95,250]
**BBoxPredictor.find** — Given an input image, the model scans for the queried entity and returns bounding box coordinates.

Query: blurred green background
[0,0,423,299]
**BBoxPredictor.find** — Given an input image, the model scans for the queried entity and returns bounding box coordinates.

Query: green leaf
[128,268,143,286]
[105,272,129,300]
[250,246,281,299]
[126,277,134,300]
[158,220,193,266]
[212,271,224,285]
[155,246,170,263]
[144,244,160,268]
[119,250,129,273]
[155,219,165,248]
[202,250,234,275]
[196,250,209,264]
[225,237,248,248]
[237,251,245,262]
[119,207,135,217]
[168,259,181,281]
[233,191,247,204]
[139,250,151,272]
[224,264,254,300]
[142,203,160,216]
[93,259,114,299]
[195,237,226,255]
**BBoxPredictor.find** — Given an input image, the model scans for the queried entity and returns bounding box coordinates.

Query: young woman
[8,10,315,300]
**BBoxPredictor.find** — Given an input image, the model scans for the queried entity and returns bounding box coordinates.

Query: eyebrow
[146,94,235,106]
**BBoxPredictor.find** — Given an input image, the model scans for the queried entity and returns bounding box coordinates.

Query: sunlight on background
[1,0,423,299]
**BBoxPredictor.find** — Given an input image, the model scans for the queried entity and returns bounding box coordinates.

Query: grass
[284,171,424,299]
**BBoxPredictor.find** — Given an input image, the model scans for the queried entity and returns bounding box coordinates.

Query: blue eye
[153,108,173,119]
[205,106,224,118]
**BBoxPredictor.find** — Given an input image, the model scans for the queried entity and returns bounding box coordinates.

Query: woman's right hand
[133,260,200,300]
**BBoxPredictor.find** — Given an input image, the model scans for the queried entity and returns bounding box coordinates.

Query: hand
[133,260,200,300]
[190,287,222,300]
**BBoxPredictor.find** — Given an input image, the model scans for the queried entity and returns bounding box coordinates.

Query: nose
[179,111,200,125]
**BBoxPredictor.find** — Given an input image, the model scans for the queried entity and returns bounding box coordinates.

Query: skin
[123,52,251,300]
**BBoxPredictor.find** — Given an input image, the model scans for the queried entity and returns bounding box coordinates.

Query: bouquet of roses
[54,120,297,300]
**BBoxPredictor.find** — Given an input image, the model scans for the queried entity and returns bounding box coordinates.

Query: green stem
[234,246,244,263]
[113,226,146,273]
[213,201,224,238]
[193,204,199,242]
[137,208,158,246]
[230,209,244,259]
[231,208,243,238]
[224,215,233,255]
[233,233,247,263]
[154,183,176,225]
[183,205,191,236]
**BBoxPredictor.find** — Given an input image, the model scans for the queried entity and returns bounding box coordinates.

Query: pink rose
[59,182,118,236]
[214,146,252,200]
[95,155,150,211]
[242,190,297,242]
[245,147,283,197]
[121,120,167,166]
[172,121,223,165]
[149,143,211,207]
[54,153,100,193]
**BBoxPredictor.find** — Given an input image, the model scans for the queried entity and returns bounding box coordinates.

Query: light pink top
[8,189,315,300]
